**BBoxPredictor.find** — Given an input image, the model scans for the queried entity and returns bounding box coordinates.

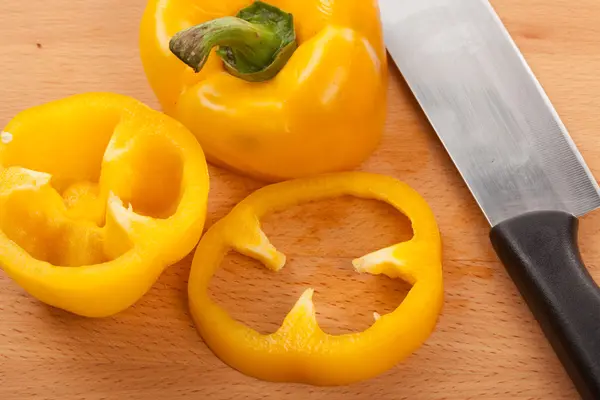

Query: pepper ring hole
[209,196,414,335]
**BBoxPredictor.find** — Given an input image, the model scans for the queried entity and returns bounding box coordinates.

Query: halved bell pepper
[0,93,209,318]
[140,0,388,181]
[188,172,443,385]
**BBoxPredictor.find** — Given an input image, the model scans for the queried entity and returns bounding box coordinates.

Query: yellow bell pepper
[140,0,388,181]
[0,93,209,318]
[188,172,443,385]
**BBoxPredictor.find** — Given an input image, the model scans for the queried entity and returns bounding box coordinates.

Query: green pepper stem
[169,1,297,82]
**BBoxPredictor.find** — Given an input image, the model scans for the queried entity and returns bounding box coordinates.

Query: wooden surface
[1,0,600,398]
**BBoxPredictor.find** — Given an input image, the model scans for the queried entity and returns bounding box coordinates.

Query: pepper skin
[0,93,209,318]
[188,172,443,385]
[140,0,388,181]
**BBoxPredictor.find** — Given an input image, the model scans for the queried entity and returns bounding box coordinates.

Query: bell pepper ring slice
[0,93,209,318]
[188,172,443,385]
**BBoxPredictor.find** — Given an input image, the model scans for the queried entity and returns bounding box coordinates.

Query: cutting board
[1,0,600,398]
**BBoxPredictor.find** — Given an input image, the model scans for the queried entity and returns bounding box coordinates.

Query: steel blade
[380,0,600,226]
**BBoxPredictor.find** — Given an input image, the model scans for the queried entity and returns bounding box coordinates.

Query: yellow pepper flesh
[188,172,443,385]
[0,93,209,317]
[140,0,388,180]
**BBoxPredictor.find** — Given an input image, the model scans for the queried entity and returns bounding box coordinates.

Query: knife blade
[379,0,600,398]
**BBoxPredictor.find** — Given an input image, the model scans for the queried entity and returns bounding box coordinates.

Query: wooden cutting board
[1,0,599,398]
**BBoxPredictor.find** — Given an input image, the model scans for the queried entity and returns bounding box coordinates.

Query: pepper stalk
[169,1,297,82]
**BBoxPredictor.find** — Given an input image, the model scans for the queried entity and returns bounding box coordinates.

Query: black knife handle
[490,211,600,399]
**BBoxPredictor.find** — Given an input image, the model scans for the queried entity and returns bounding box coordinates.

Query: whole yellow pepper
[140,0,388,181]
[188,172,443,385]
[0,93,209,317]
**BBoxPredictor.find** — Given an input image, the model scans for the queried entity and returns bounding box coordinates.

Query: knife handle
[490,210,600,400]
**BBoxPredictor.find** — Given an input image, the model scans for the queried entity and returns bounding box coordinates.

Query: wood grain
[1,0,600,398]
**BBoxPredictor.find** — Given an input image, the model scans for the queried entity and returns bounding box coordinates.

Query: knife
[379,0,600,398]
